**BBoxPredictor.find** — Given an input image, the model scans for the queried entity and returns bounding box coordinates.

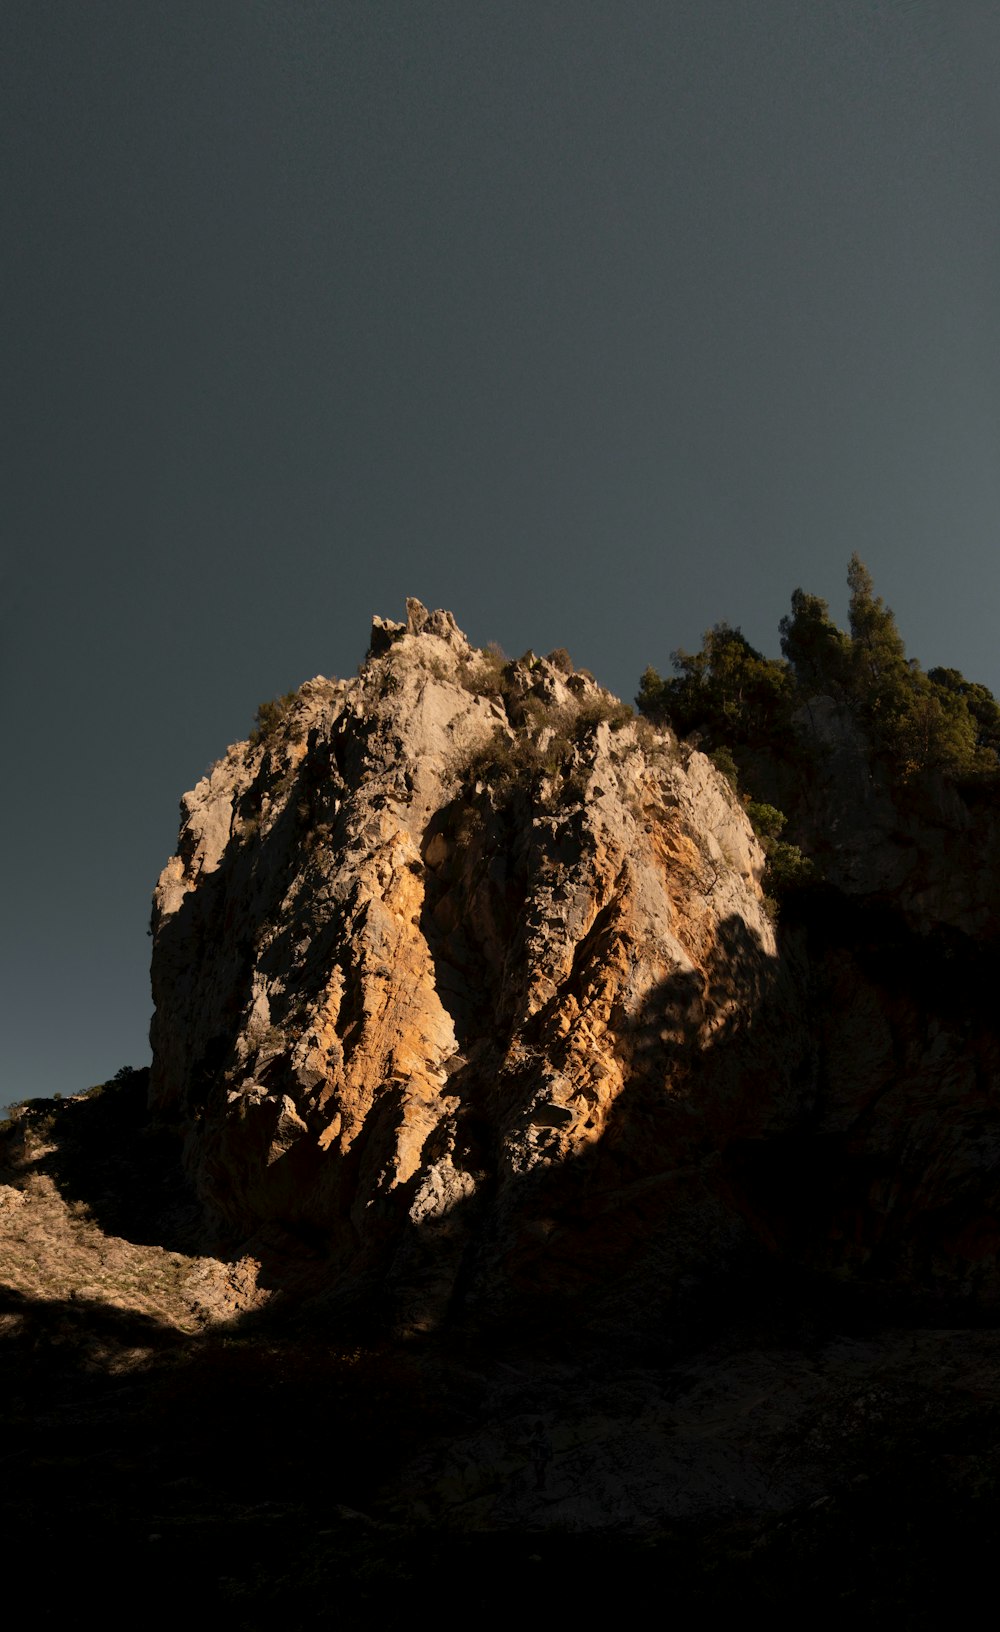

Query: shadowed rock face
[149,602,1000,1330]
[783,692,1000,938]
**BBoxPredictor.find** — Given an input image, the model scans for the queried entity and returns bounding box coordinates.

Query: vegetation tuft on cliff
[637,556,1000,906]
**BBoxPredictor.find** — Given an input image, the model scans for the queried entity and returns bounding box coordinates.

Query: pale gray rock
[149,603,775,1320]
[149,603,1000,1328]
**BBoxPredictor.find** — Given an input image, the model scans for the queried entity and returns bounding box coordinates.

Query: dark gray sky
[4,1,1000,1102]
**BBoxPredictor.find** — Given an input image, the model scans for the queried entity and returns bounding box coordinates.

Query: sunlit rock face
[150,602,1000,1331]
[149,602,781,1321]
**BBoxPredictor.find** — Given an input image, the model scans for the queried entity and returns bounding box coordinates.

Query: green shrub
[745,801,785,840]
[460,644,513,701]
[709,746,740,790]
[766,839,815,891]
[249,692,298,747]
[452,724,575,791]
[80,1066,139,1102]
[449,674,642,807]
[637,627,792,749]
[572,696,634,737]
[743,802,815,896]
[547,647,575,674]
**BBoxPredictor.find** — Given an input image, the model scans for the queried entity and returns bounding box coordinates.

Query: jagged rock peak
[149,602,772,1329]
[368,597,469,657]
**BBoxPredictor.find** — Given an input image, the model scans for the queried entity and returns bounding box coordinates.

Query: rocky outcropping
[9,603,1000,1616]
[149,601,1000,1331]
[150,601,780,1323]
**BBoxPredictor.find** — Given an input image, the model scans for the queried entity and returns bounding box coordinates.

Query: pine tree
[637,624,790,747]
[846,554,910,719]
[779,588,852,693]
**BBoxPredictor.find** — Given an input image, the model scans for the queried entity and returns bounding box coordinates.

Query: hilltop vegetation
[637,556,1000,905]
[638,554,1000,789]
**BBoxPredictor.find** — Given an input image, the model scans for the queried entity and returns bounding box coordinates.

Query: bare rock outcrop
[149,604,1000,1331]
[150,604,779,1324]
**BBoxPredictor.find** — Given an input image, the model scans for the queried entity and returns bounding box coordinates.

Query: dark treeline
[638,555,1000,786]
[636,556,1000,900]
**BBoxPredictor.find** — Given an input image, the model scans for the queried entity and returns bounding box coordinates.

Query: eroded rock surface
[6,604,1000,1612]
[150,603,777,1323]
[149,602,1000,1331]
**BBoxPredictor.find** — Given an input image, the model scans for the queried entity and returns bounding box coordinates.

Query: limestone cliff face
[150,602,778,1320]
[150,602,1000,1329]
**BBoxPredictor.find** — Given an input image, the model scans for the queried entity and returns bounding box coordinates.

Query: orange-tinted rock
[149,606,1000,1332]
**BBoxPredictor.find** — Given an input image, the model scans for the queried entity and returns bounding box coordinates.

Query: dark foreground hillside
[4,1078,1000,1629]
